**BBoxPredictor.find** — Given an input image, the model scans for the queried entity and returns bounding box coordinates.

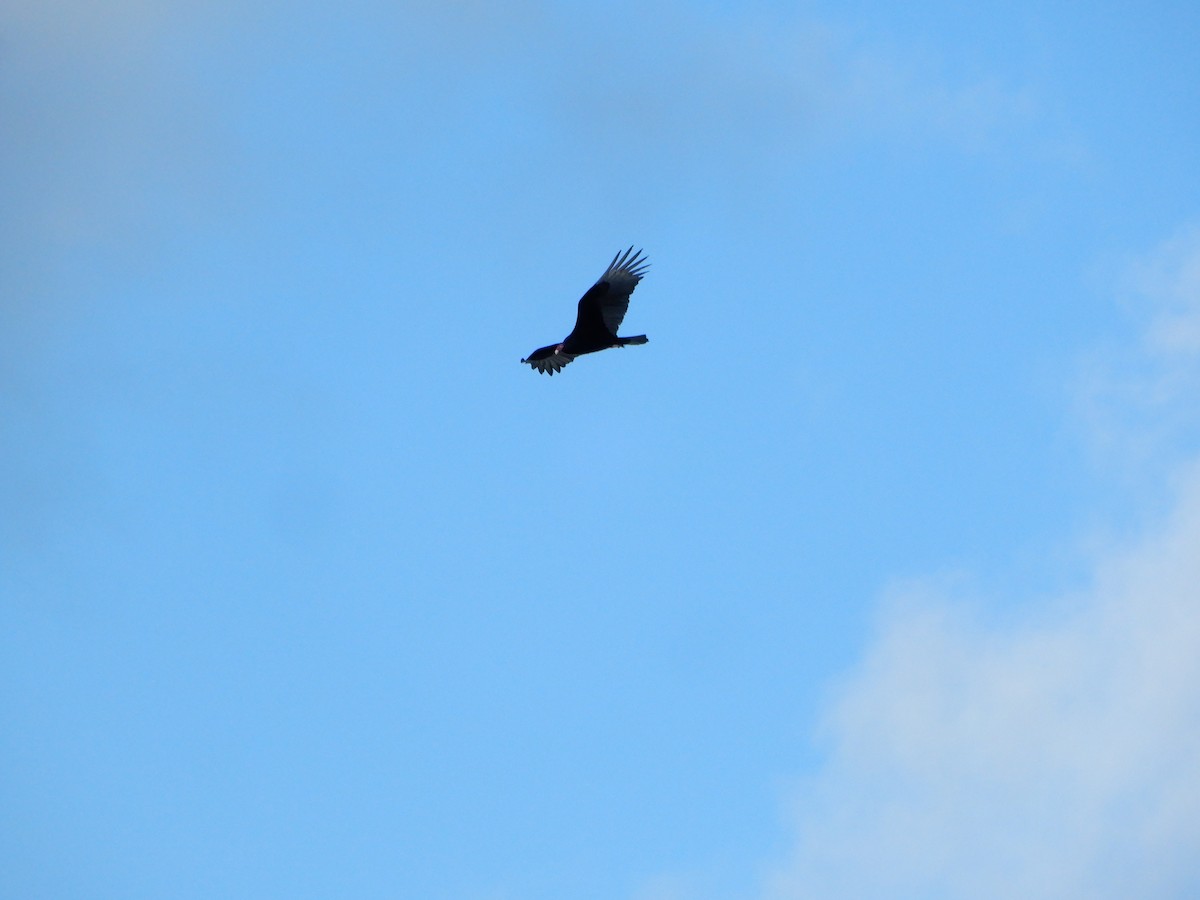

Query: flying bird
[520,247,650,375]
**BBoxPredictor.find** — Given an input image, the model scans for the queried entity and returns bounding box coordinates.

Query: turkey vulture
[520,247,650,375]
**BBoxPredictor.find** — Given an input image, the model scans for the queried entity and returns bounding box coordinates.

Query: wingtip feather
[603,246,650,282]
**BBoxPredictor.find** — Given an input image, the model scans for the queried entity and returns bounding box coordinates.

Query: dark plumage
[521,247,650,375]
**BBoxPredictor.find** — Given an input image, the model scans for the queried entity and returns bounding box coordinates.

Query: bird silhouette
[521,247,649,375]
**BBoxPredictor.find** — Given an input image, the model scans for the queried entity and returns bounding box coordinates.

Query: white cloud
[761,230,1200,899]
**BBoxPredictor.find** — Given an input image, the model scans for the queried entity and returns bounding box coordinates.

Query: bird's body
[521,247,650,375]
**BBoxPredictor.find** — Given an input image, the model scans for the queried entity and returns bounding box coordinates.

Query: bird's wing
[574,247,649,336]
[521,344,576,376]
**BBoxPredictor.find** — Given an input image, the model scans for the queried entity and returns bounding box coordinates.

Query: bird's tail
[619,335,648,346]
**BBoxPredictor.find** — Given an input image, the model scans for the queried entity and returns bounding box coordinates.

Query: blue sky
[3,2,1200,897]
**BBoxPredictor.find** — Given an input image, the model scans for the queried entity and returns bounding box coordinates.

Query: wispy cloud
[542,3,1041,176]
[1076,225,1200,478]
[1132,225,1200,356]
[762,229,1200,899]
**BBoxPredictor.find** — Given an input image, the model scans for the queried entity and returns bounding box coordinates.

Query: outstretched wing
[521,343,576,376]
[574,247,650,337]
